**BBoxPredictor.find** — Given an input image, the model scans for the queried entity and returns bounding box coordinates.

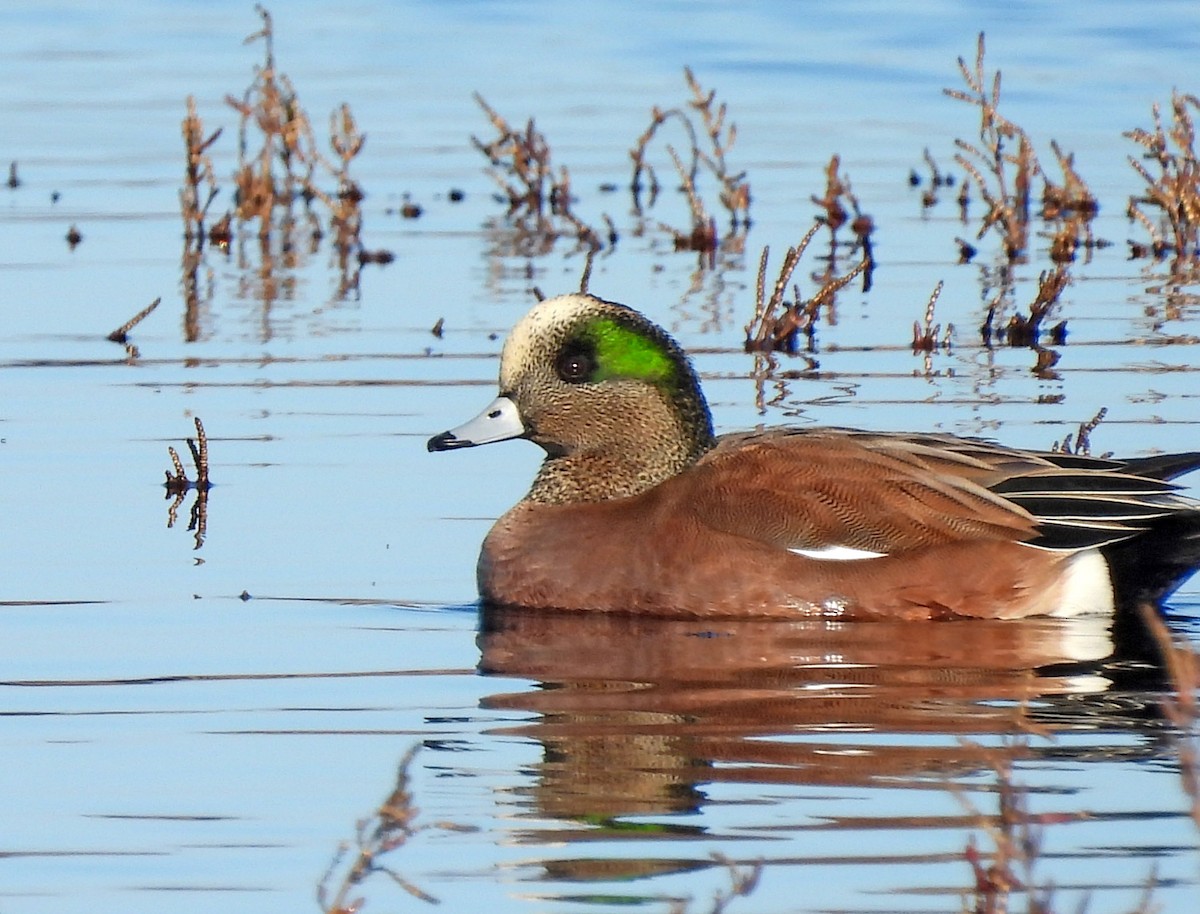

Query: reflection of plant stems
[954,739,1056,914]
[319,745,476,913]
[667,853,762,914]
[1138,604,1200,831]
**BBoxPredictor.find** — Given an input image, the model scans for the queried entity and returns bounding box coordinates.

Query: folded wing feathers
[711,430,1199,555]
[844,432,1199,551]
[869,434,1199,550]
[990,469,1195,550]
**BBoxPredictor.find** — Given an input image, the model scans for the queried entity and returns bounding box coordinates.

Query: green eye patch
[580,317,677,385]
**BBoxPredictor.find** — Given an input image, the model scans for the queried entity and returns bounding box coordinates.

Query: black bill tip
[427,431,468,452]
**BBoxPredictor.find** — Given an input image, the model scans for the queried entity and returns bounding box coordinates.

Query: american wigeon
[428,293,1200,619]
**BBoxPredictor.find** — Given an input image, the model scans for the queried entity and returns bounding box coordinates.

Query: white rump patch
[1049,549,1115,618]
[790,545,887,561]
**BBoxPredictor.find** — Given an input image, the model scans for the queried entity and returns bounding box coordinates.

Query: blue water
[2,1,1199,911]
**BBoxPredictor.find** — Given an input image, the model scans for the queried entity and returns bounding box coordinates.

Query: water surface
[2,1,1200,912]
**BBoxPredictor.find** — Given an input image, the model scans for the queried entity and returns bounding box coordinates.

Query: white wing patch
[790,545,887,561]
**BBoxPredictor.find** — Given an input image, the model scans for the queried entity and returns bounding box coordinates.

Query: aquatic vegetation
[811,153,875,284]
[1126,91,1200,270]
[911,146,959,209]
[1042,140,1103,264]
[944,33,1099,267]
[471,67,750,259]
[223,6,373,267]
[630,67,751,252]
[471,92,605,253]
[1050,407,1110,457]
[179,95,223,249]
[911,280,953,354]
[743,223,868,356]
[9,6,1200,914]
[177,4,387,323]
[106,296,162,361]
[667,855,762,914]
[980,266,1070,348]
[163,417,211,550]
[944,33,1041,262]
[741,225,869,409]
[956,607,1200,914]
[1140,604,1200,832]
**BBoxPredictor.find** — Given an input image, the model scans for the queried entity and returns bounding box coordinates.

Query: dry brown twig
[980,266,1069,348]
[813,154,850,232]
[682,67,751,228]
[1042,140,1102,264]
[225,6,306,232]
[107,297,162,345]
[945,33,1042,261]
[180,96,223,248]
[200,4,382,275]
[163,417,211,550]
[175,3,390,321]
[630,67,751,252]
[663,144,719,255]
[1050,407,1109,457]
[1126,91,1200,267]
[108,297,163,360]
[744,224,869,357]
[472,93,602,253]
[300,103,368,264]
[743,226,816,352]
[630,101,699,206]
[813,154,875,283]
[911,281,954,353]
[1042,140,1097,219]
[163,417,210,496]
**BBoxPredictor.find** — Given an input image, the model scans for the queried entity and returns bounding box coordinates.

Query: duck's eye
[555,343,595,383]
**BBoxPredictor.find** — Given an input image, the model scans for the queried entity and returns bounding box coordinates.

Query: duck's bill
[427,396,526,452]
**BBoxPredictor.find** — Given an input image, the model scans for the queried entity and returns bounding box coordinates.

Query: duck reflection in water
[476,608,1171,830]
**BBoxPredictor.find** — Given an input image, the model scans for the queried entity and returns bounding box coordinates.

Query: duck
[428,293,1200,620]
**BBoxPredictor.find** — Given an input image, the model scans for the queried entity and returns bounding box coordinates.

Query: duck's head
[428,293,715,503]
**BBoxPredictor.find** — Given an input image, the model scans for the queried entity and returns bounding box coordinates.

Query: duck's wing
[688,429,1198,555]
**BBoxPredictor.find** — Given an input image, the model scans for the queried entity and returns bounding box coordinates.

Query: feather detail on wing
[689,428,1200,555]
